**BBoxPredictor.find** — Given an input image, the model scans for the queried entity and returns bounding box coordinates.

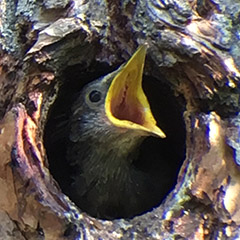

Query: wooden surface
[0,0,240,239]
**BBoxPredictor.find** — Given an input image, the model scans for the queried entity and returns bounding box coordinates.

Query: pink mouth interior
[110,84,144,126]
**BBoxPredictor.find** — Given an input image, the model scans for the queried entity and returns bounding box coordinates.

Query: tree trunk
[0,0,240,239]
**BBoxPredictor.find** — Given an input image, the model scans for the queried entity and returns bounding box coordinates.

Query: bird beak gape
[105,45,166,138]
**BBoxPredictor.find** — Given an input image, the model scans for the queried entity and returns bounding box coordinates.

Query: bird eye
[89,90,102,103]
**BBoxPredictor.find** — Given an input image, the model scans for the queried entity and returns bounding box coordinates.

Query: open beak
[105,45,166,138]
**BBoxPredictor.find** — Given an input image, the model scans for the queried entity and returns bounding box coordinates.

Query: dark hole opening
[44,61,186,220]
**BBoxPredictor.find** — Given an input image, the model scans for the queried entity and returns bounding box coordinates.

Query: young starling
[67,45,166,219]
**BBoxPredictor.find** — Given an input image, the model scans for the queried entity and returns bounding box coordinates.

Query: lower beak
[105,45,166,138]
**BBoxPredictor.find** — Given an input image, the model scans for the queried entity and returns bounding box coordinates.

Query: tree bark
[0,0,240,239]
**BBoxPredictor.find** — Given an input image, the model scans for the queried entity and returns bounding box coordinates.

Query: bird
[66,45,166,219]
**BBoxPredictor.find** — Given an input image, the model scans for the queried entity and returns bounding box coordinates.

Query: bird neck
[70,125,146,184]
[68,108,150,191]
[85,130,144,175]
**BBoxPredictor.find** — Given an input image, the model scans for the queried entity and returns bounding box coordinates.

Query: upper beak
[105,45,166,138]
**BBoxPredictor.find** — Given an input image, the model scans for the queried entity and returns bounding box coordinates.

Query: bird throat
[81,128,145,180]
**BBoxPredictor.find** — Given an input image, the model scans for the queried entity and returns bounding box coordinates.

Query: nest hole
[44,61,186,220]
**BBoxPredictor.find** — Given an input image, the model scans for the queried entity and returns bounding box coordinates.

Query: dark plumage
[67,46,166,219]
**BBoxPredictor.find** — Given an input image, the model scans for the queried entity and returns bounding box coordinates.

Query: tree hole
[44,61,186,220]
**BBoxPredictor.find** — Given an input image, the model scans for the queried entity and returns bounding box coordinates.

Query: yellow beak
[105,45,166,138]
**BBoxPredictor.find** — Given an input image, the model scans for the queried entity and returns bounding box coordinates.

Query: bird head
[70,45,166,143]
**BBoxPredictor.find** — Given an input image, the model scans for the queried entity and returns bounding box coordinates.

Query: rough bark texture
[0,0,240,239]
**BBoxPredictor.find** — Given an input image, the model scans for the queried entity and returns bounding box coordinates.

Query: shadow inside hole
[44,62,186,220]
